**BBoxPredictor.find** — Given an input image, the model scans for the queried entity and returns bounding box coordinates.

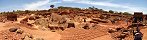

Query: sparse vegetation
[123,12,132,15]
[109,10,114,13]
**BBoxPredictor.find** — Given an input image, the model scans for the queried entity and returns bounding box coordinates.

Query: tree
[109,10,114,13]
[88,6,96,10]
[99,9,103,11]
[95,8,99,10]
[13,10,15,12]
[92,6,95,9]
[25,10,29,13]
[114,11,119,14]
[88,7,93,10]
[119,12,123,14]
[58,6,64,9]
[50,5,54,8]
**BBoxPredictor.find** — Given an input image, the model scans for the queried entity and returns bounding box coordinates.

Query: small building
[133,12,143,23]
[133,12,143,18]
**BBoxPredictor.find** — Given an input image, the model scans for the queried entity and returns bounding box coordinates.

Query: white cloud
[63,0,147,13]
[24,0,50,10]
[23,0,147,13]
[23,0,61,10]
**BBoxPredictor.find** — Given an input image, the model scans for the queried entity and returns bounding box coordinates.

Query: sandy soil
[0,22,61,40]
[92,35,114,40]
[141,28,147,40]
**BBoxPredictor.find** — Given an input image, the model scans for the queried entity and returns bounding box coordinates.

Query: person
[134,32,143,40]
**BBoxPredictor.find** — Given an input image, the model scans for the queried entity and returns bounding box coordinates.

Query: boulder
[59,27,64,31]
[82,24,90,29]
[67,23,75,28]
[27,23,33,27]
[16,29,24,34]
[58,19,66,24]
[108,28,117,33]
[50,13,63,23]
[35,16,40,19]
[9,28,18,32]
[23,36,32,40]
[29,17,35,20]
[116,28,122,31]
[117,34,126,39]
[48,27,55,30]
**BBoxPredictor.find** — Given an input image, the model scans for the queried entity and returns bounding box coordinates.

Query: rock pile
[108,27,133,40]
[0,27,44,40]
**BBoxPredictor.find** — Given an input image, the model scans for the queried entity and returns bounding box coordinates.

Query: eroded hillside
[0,7,142,40]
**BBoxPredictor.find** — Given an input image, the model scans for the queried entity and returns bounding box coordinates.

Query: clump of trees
[109,10,114,13]
[123,12,132,15]
[108,10,132,15]
[51,5,132,15]
[57,6,81,10]
[88,6,104,11]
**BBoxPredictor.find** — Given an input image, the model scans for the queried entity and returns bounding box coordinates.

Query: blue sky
[0,0,147,14]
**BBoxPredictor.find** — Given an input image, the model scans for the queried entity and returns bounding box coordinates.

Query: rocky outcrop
[0,27,44,40]
[7,14,17,21]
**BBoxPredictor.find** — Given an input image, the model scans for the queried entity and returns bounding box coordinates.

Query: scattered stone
[24,35,32,40]
[59,27,64,31]
[58,19,66,24]
[123,30,129,32]
[16,29,24,34]
[108,28,116,33]
[83,24,90,29]
[48,27,54,30]
[116,28,122,31]
[35,16,40,19]
[27,23,33,27]
[25,34,34,39]
[9,28,18,32]
[51,31,56,32]
[99,15,106,19]
[117,33,126,39]
[29,17,35,20]
[122,32,129,35]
